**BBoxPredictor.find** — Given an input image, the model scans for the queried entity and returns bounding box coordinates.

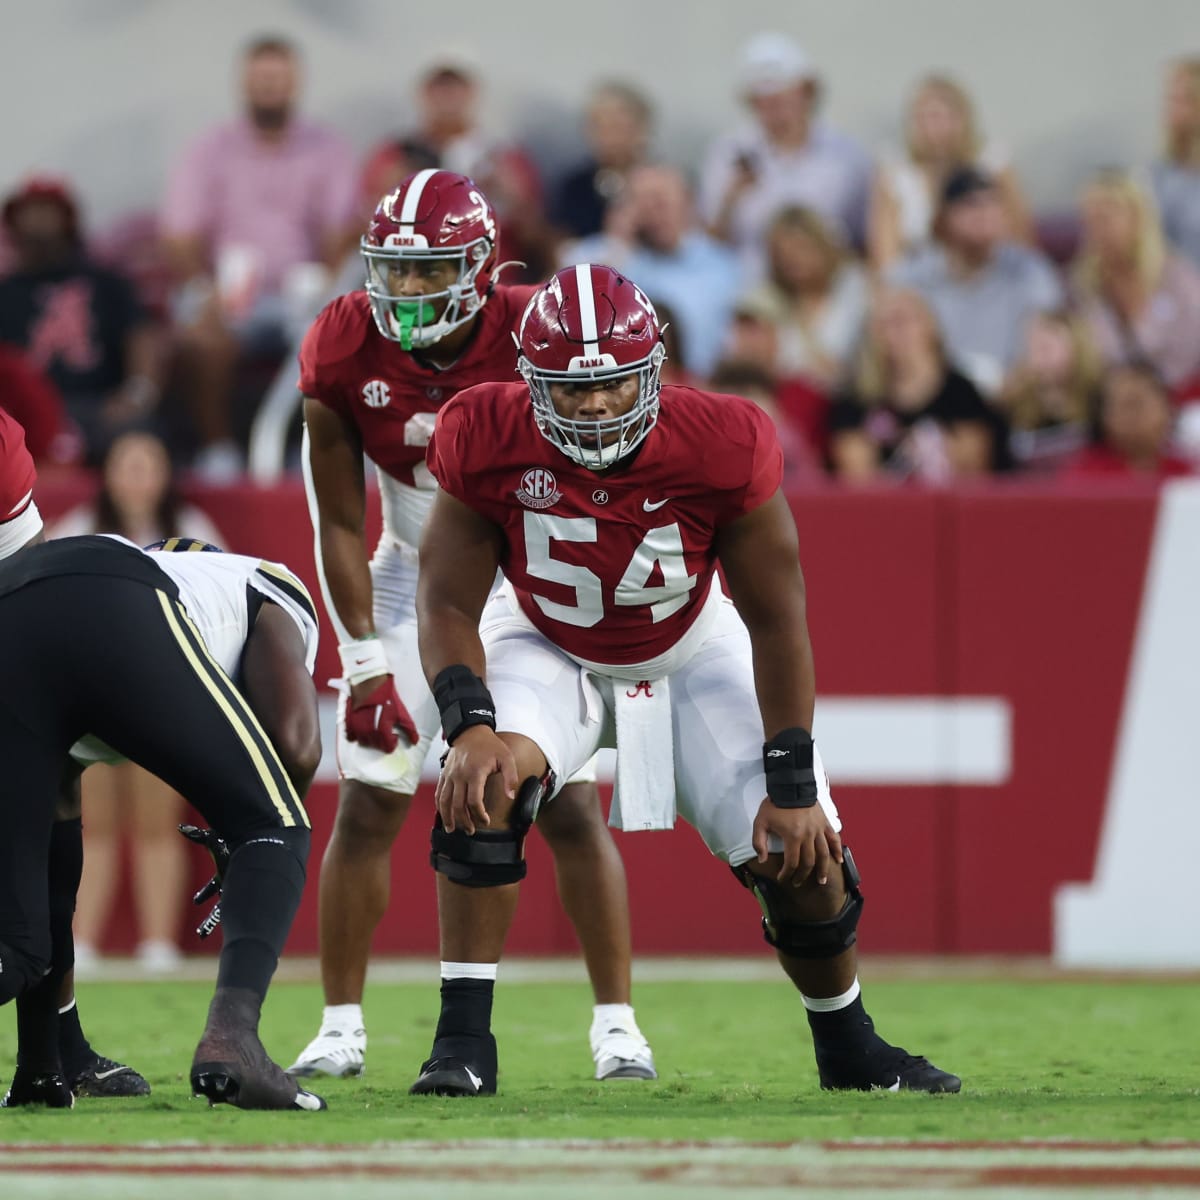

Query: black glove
[179,824,230,940]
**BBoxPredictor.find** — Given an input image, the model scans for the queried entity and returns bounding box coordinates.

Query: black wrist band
[433,664,497,744]
[763,726,818,809]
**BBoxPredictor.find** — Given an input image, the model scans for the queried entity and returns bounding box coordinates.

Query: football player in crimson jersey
[292,171,653,1081]
[0,406,42,559]
[410,264,961,1097]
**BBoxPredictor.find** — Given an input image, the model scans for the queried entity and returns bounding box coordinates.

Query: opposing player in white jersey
[292,171,652,1081]
[0,514,327,1109]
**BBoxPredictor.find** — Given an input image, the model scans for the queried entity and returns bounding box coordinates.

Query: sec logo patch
[515,468,561,510]
[362,379,391,408]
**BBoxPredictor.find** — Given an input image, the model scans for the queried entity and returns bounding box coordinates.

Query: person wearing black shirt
[0,178,162,462]
[550,82,653,241]
[829,287,1009,481]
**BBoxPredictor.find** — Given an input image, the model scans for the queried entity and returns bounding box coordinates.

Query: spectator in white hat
[698,32,872,281]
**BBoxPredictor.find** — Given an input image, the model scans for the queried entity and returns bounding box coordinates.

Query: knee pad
[429,774,551,888]
[430,822,527,887]
[513,770,554,833]
[734,847,864,960]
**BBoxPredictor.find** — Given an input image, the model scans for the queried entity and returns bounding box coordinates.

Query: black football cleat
[2,1070,75,1109]
[191,1031,326,1111]
[70,1056,151,1098]
[819,1043,961,1093]
[409,1055,496,1097]
[191,1063,326,1111]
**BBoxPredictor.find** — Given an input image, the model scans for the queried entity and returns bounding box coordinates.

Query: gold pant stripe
[155,589,307,828]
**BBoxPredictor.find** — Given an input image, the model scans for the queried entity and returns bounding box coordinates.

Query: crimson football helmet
[362,169,499,350]
[517,263,666,470]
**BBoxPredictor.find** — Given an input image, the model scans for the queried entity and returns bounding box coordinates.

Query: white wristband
[338,637,389,685]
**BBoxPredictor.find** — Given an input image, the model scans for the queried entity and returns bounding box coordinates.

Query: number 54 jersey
[427,382,783,669]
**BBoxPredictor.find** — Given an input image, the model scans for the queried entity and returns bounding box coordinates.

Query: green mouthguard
[392,299,437,351]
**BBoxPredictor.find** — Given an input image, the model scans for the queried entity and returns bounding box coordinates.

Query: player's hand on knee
[345,674,419,752]
[435,726,518,835]
[753,799,843,886]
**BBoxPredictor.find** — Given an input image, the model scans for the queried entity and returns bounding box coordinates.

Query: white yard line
[3,1141,1200,1199]
[70,955,1200,985]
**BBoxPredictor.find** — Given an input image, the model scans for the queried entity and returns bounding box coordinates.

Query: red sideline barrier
[34,476,1161,956]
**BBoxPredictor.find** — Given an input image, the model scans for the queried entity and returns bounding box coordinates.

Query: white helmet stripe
[399,168,440,227]
[574,263,601,358]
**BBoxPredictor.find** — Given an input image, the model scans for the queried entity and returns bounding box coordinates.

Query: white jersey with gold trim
[69,539,319,767]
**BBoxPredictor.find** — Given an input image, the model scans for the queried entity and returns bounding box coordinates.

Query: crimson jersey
[0,407,37,521]
[428,383,783,665]
[298,285,537,486]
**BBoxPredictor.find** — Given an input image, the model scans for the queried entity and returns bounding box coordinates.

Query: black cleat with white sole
[818,1044,961,1093]
[409,1056,496,1096]
[191,987,327,1111]
[191,1061,327,1111]
[70,1055,151,1098]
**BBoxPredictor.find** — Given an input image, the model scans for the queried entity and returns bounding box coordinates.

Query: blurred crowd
[3,31,1200,488]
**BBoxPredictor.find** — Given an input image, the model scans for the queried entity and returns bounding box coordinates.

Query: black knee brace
[429,774,552,888]
[734,846,865,959]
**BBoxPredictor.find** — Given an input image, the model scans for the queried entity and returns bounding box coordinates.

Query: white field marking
[3,1141,1200,1200]
[63,955,1200,986]
[313,697,1012,787]
[1056,480,1200,967]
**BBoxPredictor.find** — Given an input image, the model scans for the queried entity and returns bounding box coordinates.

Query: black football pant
[0,576,309,1006]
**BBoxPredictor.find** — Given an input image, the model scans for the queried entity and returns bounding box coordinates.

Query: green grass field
[1,970,1196,1144]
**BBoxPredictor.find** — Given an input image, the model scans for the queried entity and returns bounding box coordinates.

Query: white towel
[609,676,677,831]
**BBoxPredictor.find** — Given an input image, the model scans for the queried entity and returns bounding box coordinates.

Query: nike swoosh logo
[92,1066,131,1081]
[643,497,671,512]
[871,1076,902,1093]
[465,1067,483,1091]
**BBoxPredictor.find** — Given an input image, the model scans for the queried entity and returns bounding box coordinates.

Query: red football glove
[345,675,419,752]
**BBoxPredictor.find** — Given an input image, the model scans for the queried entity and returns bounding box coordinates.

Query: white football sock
[440,961,499,981]
[322,1003,364,1031]
[592,1003,637,1032]
[801,977,861,1013]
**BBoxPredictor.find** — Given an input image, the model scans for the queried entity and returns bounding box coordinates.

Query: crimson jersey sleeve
[426,389,476,500]
[0,407,37,521]
[297,293,370,415]
[674,389,784,526]
[718,396,784,522]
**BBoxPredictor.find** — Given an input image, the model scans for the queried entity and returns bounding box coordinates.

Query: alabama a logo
[515,467,561,510]
[362,379,391,408]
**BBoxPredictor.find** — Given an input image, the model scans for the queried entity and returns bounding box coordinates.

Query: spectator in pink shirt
[161,36,359,480]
